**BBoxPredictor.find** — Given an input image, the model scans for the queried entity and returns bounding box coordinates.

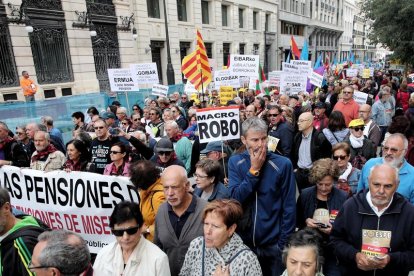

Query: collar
[366,192,393,217]
[302,129,313,139]
[167,194,197,214]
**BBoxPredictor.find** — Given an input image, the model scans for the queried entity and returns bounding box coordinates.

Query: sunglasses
[133,118,140,121]
[267,114,279,117]
[133,108,138,110]
[110,151,123,154]
[94,126,105,130]
[122,122,128,125]
[149,113,156,116]
[181,97,187,99]
[352,127,364,132]
[333,155,347,160]
[111,226,140,237]
[158,151,172,156]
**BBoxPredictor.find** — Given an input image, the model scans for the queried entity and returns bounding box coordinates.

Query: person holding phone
[296,158,347,276]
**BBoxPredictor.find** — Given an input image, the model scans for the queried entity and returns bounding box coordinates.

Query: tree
[361,0,414,66]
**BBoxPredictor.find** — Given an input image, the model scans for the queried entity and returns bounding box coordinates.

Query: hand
[223,177,229,185]
[212,265,230,276]
[356,252,372,271]
[249,143,267,171]
[64,168,72,173]
[305,218,319,229]
[117,128,127,138]
[0,160,11,167]
[370,254,390,269]
[318,222,332,235]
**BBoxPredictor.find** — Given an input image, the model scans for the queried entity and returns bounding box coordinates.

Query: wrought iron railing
[0,22,19,88]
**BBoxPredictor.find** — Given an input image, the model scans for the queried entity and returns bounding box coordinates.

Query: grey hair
[165,120,179,129]
[37,230,90,276]
[241,117,268,136]
[41,116,54,126]
[132,131,147,144]
[117,106,127,114]
[34,130,50,141]
[37,123,47,132]
[384,133,408,150]
[0,121,9,131]
[0,188,11,209]
[369,163,399,184]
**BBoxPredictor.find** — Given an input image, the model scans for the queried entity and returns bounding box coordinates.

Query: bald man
[292,112,331,191]
[359,104,381,147]
[154,165,206,276]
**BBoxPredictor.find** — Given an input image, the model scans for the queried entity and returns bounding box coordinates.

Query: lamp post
[163,0,175,85]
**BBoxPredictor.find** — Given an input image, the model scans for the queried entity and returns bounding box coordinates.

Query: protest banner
[0,166,139,254]
[268,71,282,87]
[130,63,159,84]
[291,60,312,76]
[280,62,307,95]
[152,84,169,97]
[214,70,240,88]
[108,69,139,91]
[346,68,358,78]
[229,55,260,78]
[196,106,240,143]
[309,71,324,88]
[239,76,250,88]
[353,91,369,105]
[219,86,237,105]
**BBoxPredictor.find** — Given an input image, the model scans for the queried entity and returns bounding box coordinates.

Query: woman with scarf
[344,119,376,170]
[331,142,361,195]
[322,111,350,146]
[150,138,185,172]
[103,142,131,176]
[171,106,188,131]
[62,139,95,172]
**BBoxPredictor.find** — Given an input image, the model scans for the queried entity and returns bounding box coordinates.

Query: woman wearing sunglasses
[103,142,131,177]
[344,119,376,170]
[150,138,185,171]
[331,142,361,195]
[93,201,171,275]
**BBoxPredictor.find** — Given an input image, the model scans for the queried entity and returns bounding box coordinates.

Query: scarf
[110,161,125,176]
[170,133,183,143]
[0,137,14,150]
[63,159,83,171]
[349,134,364,149]
[31,144,57,162]
[339,162,353,180]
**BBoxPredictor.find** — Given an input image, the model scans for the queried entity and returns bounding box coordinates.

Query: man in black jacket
[0,122,29,167]
[331,163,414,275]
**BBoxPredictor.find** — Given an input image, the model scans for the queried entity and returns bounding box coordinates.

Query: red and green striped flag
[255,64,269,95]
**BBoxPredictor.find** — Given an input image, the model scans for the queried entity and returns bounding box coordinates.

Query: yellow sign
[362,69,371,79]
[219,86,236,105]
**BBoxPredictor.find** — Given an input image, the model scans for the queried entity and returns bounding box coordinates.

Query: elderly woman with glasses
[344,119,376,169]
[296,158,347,276]
[93,201,171,275]
[193,159,229,202]
[103,142,131,176]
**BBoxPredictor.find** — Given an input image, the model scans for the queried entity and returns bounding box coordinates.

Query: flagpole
[200,68,204,105]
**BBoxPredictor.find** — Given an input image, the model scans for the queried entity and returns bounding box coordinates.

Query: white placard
[291,60,312,76]
[310,71,324,88]
[280,62,307,95]
[107,68,139,91]
[346,68,358,78]
[130,63,159,84]
[152,84,169,97]
[268,71,282,87]
[209,58,217,78]
[214,70,240,88]
[369,67,374,77]
[196,106,240,143]
[249,78,257,90]
[353,91,368,105]
[229,55,260,77]
[1,166,139,254]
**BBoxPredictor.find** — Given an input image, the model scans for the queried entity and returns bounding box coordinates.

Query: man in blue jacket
[228,117,296,276]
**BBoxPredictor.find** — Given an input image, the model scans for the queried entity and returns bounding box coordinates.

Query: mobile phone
[374,255,387,260]
[109,128,119,136]
[316,222,329,229]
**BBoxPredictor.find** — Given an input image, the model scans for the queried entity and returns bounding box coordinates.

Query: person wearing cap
[267,105,294,157]
[102,111,118,128]
[111,100,121,107]
[344,119,376,170]
[333,85,360,127]
[313,102,329,131]
[201,141,231,184]
[150,137,185,172]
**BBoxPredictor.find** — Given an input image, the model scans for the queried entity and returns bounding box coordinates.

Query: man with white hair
[115,106,128,127]
[357,133,414,204]
[30,130,66,171]
[164,120,192,174]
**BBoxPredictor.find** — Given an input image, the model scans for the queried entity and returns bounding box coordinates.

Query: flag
[314,54,322,69]
[299,40,309,60]
[286,49,291,63]
[255,64,269,96]
[290,36,300,60]
[181,30,212,91]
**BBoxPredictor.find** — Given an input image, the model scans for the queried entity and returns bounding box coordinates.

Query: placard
[268,71,282,87]
[219,86,237,105]
[280,62,307,95]
[0,166,139,254]
[353,91,368,105]
[152,84,169,97]
[196,106,240,143]
[291,60,312,76]
[214,70,240,88]
[346,68,359,78]
[108,68,139,91]
[185,81,198,93]
[362,229,391,258]
[229,55,260,77]
[130,63,159,84]
[362,69,371,79]
[310,71,324,88]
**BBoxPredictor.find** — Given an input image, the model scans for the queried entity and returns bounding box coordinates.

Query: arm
[157,253,172,276]
[147,192,166,236]
[357,165,368,192]
[369,125,381,148]
[125,134,154,160]
[183,139,192,174]
[153,214,163,250]
[10,142,30,167]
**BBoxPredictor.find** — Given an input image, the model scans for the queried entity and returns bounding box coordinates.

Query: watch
[249,168,260,177]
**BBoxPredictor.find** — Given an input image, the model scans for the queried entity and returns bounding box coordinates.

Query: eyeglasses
[133,108,138,110]
[333,155,347,160]
[149,113,156,116]
[133,118,140,121]
[94,126,105,130]
[352,127,364,132]
[111,226,140,237]
[383,146,404,154]
[181,97,187,99]
[267,113,279,117]
[122,122,128,125]
[158,151,172,156]
[193,173,209,179]
[28,261,55,272]
[110,151,123,154]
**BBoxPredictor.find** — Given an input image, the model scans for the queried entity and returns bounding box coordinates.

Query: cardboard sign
[346,68,358,78]
[268,71,282,87]
[107,68,139,91]
[353,91,368,105]
[310,71,324,88]
[209,58,217,78]
[268,136,280,152]
[152,84,169,97]
[229,55,260,77]
[362,68,371,79]
[280,62,307,95]
[130,63,159,84]
[196,106,240,143]
[219,87,236,105]
[362,229,391,258]
[214,70,240,88]
[0,166,139,254]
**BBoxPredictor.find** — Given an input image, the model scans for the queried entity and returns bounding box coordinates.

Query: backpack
[351,153,367,170]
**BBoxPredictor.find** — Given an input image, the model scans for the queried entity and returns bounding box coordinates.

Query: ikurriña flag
[181,29,212,91]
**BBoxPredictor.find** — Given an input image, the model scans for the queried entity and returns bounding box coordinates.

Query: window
[147,0,160,18]
[239,43,245,55]
[265,14,270,32]
[253,11,258,30]
[253,44,259,55]
[177,0,187,21]
[223,43,230,66]
[204,42,213,58]
[239,8,244,28]
[222,5,228,27]
[201,0,209,24]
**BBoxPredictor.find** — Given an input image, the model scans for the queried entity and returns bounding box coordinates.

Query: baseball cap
[155,138,174,152]
[348,118,365,128]
[101,112,116,120]
[289,95,299,101]
[201,141,227,154]
[111,100,121,107]
[315,102,326,109]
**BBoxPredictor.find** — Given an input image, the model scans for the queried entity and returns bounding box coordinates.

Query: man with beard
[357,133,414,204]
[30,131,66,172]
[331,164,414,275]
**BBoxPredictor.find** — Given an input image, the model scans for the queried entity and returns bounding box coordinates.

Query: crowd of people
[1,70,414,275]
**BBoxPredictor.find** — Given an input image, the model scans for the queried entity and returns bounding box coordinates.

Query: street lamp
[163,0,175,85]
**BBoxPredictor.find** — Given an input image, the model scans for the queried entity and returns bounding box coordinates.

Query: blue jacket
[330,190,414,275]
[371,100,392,126]
[357,157,414,204]
[268,120,294,156]
[193,182,229,202]
[228,150,296,249]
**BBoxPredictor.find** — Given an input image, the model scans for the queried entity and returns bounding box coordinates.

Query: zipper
[253,192,257,247]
